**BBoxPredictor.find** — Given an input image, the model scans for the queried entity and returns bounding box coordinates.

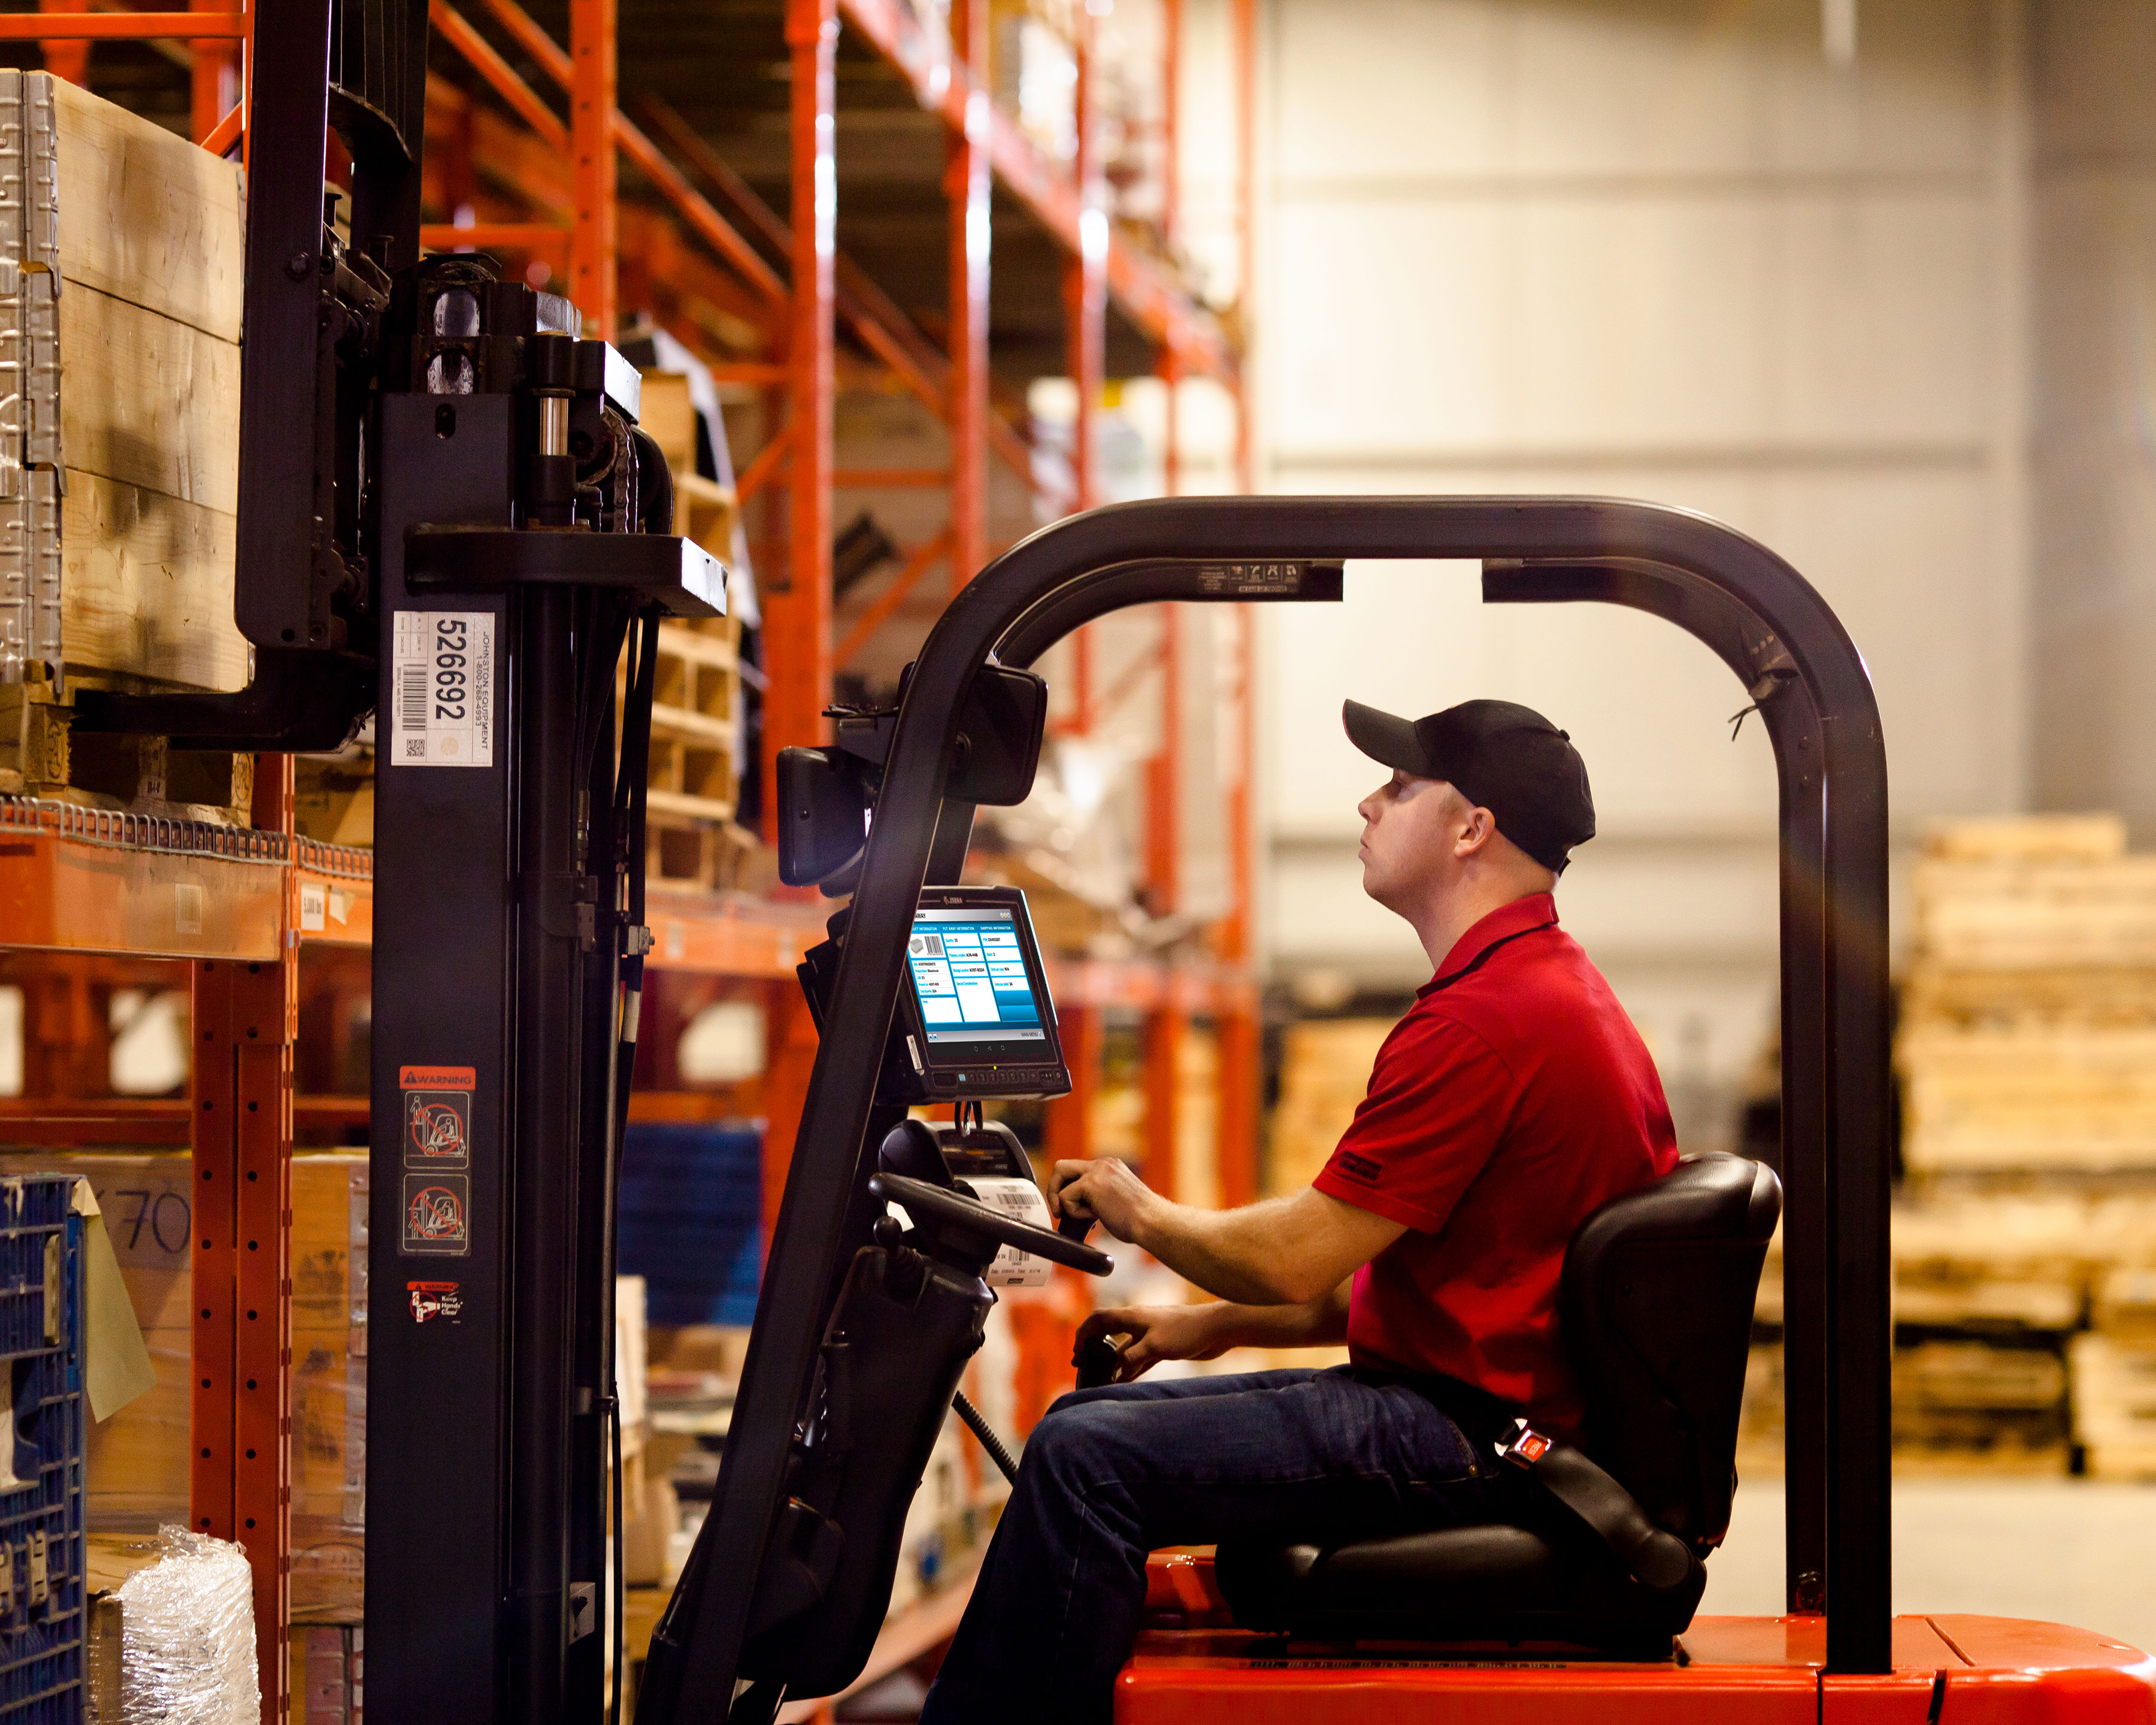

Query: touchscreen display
[906,907,1048,1051]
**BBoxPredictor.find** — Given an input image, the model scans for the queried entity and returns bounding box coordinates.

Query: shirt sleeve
[1311,1009,1521,1234]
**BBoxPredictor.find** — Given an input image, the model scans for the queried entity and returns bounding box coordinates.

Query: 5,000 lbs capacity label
[393,610,495,767]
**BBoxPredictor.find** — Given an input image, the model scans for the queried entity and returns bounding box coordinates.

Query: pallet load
[0,72,252,822]
[1891,813,2156,1472]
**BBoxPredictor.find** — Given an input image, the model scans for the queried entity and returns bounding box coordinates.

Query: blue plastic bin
[0,1176,85,1724]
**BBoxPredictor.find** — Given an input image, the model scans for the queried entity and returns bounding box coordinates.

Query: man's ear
[1454,803,1500,859]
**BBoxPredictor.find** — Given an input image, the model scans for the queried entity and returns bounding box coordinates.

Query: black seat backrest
[1560,1154,1780,1553]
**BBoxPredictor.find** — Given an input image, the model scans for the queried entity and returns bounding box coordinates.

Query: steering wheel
[869,1173,1113,1278]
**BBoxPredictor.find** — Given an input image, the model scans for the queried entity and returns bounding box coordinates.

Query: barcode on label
[399,665,427,731]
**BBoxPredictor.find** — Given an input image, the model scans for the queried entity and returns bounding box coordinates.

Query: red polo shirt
[1312,891,1676,1436]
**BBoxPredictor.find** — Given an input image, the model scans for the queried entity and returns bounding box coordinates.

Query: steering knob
[1058,1208,1096,1243]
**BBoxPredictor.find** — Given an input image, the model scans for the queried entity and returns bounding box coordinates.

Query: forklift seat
[1214,1154,1782,1657]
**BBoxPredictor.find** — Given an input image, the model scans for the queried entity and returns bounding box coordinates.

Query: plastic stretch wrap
[115,1528,258,1725]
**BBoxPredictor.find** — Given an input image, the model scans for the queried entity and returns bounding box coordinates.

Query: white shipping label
[962,1176,1053,1289]
[393,611,495,767]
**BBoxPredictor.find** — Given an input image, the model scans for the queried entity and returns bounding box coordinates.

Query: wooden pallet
[2070,1331,2156,1478]
[1912,855,2156,971]
[627,371,749,887]
[0,680,253,820]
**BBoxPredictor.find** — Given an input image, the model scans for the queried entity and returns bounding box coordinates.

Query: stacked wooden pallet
[1901,814,2156,1174]
[1267,1018,1393,1197]
[0,74,253,823]
[633,372,752,890]
[1885,813,2156,1470]
[2073,1264,2156,1479]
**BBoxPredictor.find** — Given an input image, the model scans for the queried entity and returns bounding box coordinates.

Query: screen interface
[906,908,1047,1052]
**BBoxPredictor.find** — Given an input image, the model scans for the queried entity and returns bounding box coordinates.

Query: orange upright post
[946,0,990,591]
[1231,0,1256,495]
[765,0,837,791]
[34,0,89,85]
[190,0,239,143]
[1044,1003,1103,1169]
[758,0,839,1202]
[1142,605,1183,1200]
[1062,10,1106,729]
[568,0,617,335]
[193,755,298,1725]
[1216,607,1261,1208]
[1062,12,1104,516]
[1158,0,1182,501]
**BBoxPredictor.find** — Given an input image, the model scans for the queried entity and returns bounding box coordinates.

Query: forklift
[105,1,2156,1720]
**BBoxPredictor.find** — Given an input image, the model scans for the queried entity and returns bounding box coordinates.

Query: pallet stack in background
[1891,815,2156,1474]
[632,373,755,894]
[1267,1019,1392,1196]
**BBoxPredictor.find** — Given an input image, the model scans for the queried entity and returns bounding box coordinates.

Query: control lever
[1073,1331,1129,1390]
[1056,1199,1128,1387]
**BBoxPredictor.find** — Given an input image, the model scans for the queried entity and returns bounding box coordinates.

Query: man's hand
[1049,1156,1159,1245]
[1071,1303,1229,1384]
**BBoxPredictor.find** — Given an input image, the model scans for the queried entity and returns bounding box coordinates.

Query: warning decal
[408,1281,464,1324]
[399,1066,473,1171]
[392,610,495,767]
[401,1174,470,1257]
[403,1090,470,1168]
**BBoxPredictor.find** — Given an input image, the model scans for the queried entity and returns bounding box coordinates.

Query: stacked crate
[634,373,750,891]
[1895,814,2156,1472]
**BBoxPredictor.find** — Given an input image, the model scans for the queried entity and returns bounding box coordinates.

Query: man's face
[1356,770,1465,912]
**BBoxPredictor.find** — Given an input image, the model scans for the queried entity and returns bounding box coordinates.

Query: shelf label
[392,610,495,767]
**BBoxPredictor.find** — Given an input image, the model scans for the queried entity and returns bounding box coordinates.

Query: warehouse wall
[1252,0,2032,1129]
[2027,3,2156,838]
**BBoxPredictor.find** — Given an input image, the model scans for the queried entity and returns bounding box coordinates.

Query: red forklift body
[1121,1550,2156,1721]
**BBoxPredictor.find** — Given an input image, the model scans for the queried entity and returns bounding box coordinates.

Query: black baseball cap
[1343,698,1595,873]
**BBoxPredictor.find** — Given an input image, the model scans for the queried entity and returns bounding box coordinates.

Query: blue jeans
[917,1366,1507,1725]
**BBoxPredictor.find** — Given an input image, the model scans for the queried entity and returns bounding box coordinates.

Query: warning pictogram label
[408,1281,464,1324]
[404,1091,470,1167]
[401,1173,470,1257]
[400,1065,474,1170]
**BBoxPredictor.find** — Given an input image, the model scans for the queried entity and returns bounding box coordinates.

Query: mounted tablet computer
[888,885,1071,1101]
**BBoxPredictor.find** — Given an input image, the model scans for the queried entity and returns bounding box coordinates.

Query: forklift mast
[74,5,726,1721]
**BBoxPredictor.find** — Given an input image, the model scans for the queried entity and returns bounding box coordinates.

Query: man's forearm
[1196,1286,1351,1352]
[1131,1193,1334,1304]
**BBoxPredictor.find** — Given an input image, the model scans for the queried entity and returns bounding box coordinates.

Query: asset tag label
[392,610,494,767]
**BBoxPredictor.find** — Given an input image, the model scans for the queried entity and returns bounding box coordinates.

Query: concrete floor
[1699,1478,2156,1653]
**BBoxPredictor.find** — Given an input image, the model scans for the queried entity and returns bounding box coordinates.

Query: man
[918,698,1678,1725]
